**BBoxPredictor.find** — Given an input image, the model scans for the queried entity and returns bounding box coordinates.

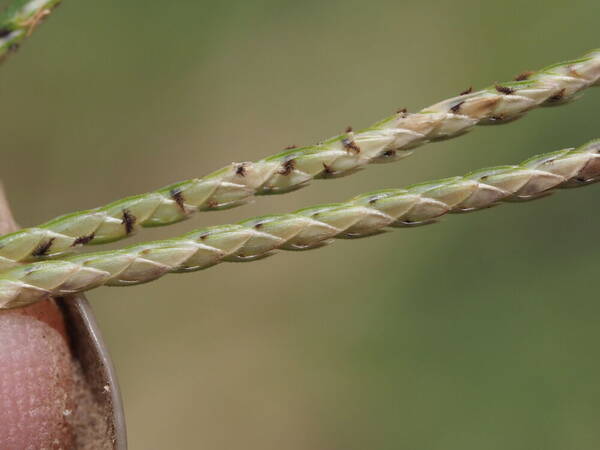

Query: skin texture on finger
[0,300,74,448]
[0,187,74,448]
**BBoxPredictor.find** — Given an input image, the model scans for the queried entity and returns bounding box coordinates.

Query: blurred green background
[2,0,599,448]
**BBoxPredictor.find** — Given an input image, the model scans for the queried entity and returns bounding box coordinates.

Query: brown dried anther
[72,233,95,247]
[450,100,465,113]
[514,71,534,81]
[121,209,136,235]
[342,128,360,154]
[235,163,247,177]
[31,238,55,257]
[278,159,296,176]
[170,188,186,211]
[342,138,360,153]
[495,84,515,95]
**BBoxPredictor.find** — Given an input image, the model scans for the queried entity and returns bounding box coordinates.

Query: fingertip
[0,301,74,448]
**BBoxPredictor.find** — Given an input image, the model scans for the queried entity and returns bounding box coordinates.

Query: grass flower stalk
[1,139,598,309]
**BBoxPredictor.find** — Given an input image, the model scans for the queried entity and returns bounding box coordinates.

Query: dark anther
[345,126,353,133]
[459,87,473,96]
[199,233,208,240]
[547,88,565,103]
[235,163,247,177]
[397,108,408,117]
[576,177,587,183]
[514,71,534,81]
[0,28,12,38]
[121,209,136,235]
[206,199,219,209]
[488,115,504,122]
[170,188,186,210]
[278,159,296,176]
[369,198,378,205]
[495,85,515,95]
[450,100,465,113]
[72,233,95,246]
[284,145,297,150]
[381,149,396,158]
[254,223,264,229]
[32,238,55,257]
[322,163,334,175]
[342,138,360,154]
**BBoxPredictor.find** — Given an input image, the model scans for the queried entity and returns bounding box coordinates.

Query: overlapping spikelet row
[1,140,598,309]
[0,49,598,269]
